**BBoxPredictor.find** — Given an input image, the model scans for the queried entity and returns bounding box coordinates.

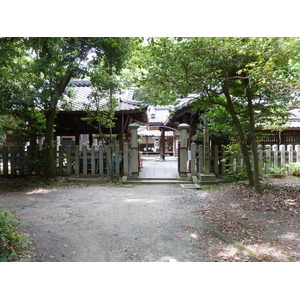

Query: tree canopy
[0,37,135,178]
[1,37,299,188]
[132,37,300,192]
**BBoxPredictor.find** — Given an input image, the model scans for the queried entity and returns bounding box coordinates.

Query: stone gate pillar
[178,123,190,177]
[129,123,140,178]
[198,116,216,183]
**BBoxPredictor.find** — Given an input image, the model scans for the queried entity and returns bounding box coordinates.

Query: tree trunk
[42,73,74,179]
[43,109,57,179]
[245,79,261,193]
[223,82,255,187]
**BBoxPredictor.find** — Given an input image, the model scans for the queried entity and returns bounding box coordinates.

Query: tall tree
[0,37,134,179]
[134,37,300,192]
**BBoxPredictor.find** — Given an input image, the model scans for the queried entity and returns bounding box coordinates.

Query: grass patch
[200,184,225,191]
[0,208,32,262]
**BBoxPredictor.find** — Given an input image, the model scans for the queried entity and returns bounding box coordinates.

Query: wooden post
[191,142,196,176]
[10,146,17,177]
[99,145,104,176]
[75,145,80,176]
[121,113,125,152]
[83,145,88,176]
[34,144,40,175]
[89,134,93,147]
[2,146,8,176]
[26,145,33,175]
[146,136,149,156]
[19,147,25,176]
[287,144,293,174]
[203,117,210,175]
[214,145,219,176]
[272,144,278,168]
[265,145,271,173]
[106,146,112,176]
[296,145,300,163]
[258,145,263,171]
[75,133,80,147]
[59,145,64,175]
[91,145,96,176]
[279,144,286,168]
[173,131,177,157]
[123,143,129,176]
[221,147,226,175]
[198,145,203,174]
[115,145,120,176]
[160,127,166,161]
[66,145,72,176]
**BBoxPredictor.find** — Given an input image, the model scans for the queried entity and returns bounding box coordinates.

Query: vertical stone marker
[129,123,140,178]
[198,117,216,183]
[178,123,190,177]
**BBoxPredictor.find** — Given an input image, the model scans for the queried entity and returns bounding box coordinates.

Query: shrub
[285,163,300,176]
[0,209,32,262]
[267,166,287,177]
[222,171,249,181]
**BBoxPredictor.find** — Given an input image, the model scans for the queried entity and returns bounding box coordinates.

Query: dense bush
[286,163,300,176]
[0,208,32,262]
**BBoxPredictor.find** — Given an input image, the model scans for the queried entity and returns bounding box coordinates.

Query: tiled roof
[286,108,300,128]
[147,105,171,125]
[171,94,199,112]
[59,80,146,112]
[138,126,174,137]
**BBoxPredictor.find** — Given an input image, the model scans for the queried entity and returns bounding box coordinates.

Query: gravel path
[0,183,214,262]
[2,178,299,262]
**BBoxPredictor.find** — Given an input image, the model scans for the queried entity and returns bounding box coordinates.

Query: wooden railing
[62,145,124,177]
[0,144,127,178]
[191,143,300,176]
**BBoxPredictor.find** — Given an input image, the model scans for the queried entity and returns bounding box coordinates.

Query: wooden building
[55,80,148,148]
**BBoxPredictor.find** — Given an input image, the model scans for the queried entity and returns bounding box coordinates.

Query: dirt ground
[0,176,299,262]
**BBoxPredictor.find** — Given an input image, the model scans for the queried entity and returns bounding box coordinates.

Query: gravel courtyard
[1,178,299,262]
[0,183,216,262]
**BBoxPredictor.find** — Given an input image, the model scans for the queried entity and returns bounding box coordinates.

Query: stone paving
[139,156,178,179]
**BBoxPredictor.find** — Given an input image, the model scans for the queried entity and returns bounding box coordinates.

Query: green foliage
[0,37,135,178]
[194,109,234,145]
[0,109,46,145]
[222,171,249,182]
[285,162,300,176]
[222,142,244,158]
[0,208,32,262]
[131,37,299,192]
[267,166,287,177]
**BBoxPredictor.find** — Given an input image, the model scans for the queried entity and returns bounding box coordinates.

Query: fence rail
[0,145,125,178]
[192,144,300,176]
[2,143,300,178]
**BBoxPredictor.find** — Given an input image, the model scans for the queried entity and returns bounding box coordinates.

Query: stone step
[67,177,110,184]
[139,177,187,181]
[127,179,192,184]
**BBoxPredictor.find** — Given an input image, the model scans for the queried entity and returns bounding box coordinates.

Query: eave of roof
[59,80,147,113]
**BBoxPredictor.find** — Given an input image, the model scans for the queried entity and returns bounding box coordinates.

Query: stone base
[198,173,217,182]
[121,176,128,183]
[180,183,200,189]
[129,172,139,178]
[192,176,198,184]
[178,175,192,181]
